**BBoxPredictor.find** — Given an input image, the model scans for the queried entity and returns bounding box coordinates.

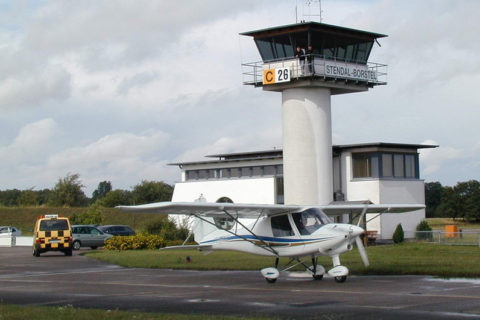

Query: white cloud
[420,139,462,177]
[0,118,58,162]
[0,64,71,110]
[0,0,479,194]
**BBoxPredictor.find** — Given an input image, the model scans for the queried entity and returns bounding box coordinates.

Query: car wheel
[73,240,81,250]
[90,246,98,250]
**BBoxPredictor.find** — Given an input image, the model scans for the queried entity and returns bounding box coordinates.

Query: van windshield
[40,219,69,231]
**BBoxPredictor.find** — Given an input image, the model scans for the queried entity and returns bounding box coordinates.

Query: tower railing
[242,54,387,87]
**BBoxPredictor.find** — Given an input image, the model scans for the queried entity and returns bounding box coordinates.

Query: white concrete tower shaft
[282,87,332,205]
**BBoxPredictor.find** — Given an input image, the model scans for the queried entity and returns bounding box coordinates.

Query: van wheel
[73,240,81,250]
[33,249,40,257]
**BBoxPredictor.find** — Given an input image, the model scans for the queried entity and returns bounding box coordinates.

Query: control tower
[241,22,387,205]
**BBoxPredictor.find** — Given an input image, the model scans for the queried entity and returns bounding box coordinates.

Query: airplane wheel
[265,278,277,284]
[313,274,323,280]
[334,276,347,283]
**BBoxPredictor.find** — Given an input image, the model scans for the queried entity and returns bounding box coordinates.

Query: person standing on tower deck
[294,45,305,75]
[306,45,315,75]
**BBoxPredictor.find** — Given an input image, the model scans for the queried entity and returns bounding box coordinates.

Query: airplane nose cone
[350,225,365,237]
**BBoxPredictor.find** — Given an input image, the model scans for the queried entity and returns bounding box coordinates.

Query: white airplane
[117,202,423,283]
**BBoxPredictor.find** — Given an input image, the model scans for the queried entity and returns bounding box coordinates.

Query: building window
[352,153,378,178]
[276,165,283,175]
[382,154,393,177]
[252,166,263,176]
[185,164,284,181]
[186,170,198,180]
[405,154,416,178]
[241,167,251,177]
[394,154,404,178]
[198,170,208,179]
[230,168,240,178]
[220,168,230,178]
[264,165,276,176]
[353,152,418,180]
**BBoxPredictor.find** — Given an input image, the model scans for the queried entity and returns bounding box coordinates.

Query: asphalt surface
[1,247,480,319]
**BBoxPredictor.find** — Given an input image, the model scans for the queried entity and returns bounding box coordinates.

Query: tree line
[0,173,173,207]
[425,180,480,222]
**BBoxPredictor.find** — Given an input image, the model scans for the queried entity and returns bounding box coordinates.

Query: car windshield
[292,208,331,235]
[40,219,69,231]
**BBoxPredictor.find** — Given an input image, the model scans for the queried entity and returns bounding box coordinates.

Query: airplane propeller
[355,235,370,267]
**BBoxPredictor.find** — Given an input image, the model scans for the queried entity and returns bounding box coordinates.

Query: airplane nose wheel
[334,276,347,283]
[265,278,277,283]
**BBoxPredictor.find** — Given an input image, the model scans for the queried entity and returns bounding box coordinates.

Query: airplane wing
[116,201,424,218]
[116,202,303,218]
[319,203,425,215]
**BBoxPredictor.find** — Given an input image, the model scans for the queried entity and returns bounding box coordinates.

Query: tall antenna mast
[297,0,323,23]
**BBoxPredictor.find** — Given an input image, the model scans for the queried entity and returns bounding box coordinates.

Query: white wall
[172,177,276,204]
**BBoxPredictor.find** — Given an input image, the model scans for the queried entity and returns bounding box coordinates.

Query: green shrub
[104,234,165,250]
[416,220,433,241]
[70,204,104,225]
[392,223,404,244]
[144,218,190,241]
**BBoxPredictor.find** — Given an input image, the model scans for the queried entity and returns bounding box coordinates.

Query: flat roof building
[171,142,437,240]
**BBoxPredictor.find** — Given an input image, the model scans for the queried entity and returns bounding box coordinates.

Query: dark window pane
[198,170,208,179]
[264,166,276,175]
[208,170,215,179]
[40,220,69,231]
[394,154,404,177]
[252,167,263,176]
[276,165,283,175]
[230,168,239,178]
[382,154,393,177]
[186,171,198,180]
[255,39,274,61]
[220,169,229,178]
[405,154,416,178]
[241,167,251,177]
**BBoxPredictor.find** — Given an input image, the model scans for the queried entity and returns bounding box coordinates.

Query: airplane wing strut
[192,212,279,257]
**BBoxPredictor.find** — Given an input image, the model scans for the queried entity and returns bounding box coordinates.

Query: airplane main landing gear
[327,255,349,283]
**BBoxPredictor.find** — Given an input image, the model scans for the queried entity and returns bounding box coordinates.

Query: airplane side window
[271,215,294,237]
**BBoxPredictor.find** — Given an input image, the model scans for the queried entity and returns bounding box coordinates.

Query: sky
[0,0,479,196]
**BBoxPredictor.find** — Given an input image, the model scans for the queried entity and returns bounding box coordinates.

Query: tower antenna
[298,0,323,23]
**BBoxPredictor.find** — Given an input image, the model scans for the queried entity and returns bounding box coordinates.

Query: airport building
[170,19,436,241]
[171,142,436,240]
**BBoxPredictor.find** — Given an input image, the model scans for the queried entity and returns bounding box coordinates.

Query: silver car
[72,225,113,250]
[0,226,22,236]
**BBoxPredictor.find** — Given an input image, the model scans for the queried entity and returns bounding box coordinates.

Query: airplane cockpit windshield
[292,209,332,235]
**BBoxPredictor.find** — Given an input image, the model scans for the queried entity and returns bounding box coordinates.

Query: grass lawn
[0,304,274,320]
[426,218,480,230]
[86,242,480,278]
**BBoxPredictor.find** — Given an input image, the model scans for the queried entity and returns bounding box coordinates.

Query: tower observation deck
[241,21,388,206]
[241,21,387,94]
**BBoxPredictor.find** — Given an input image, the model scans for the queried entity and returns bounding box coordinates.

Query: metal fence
[412,231,480,246]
